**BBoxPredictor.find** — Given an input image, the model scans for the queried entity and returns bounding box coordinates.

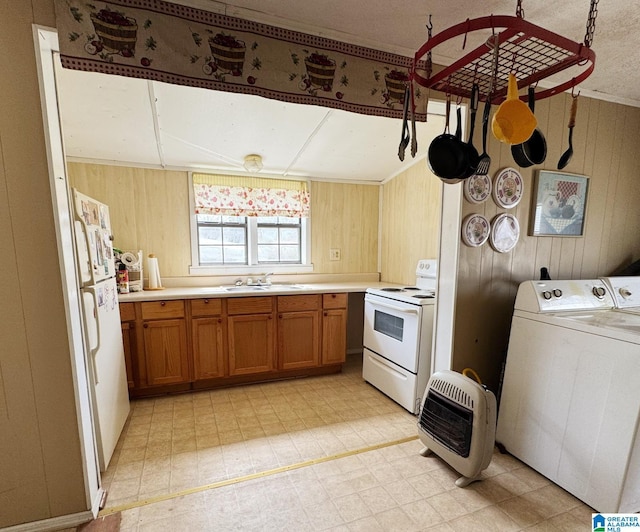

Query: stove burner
[381,287,405,292]
[413,294,435,299]
[403,286,420,291]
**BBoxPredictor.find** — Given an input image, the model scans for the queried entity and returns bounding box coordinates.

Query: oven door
[363,294,421,373]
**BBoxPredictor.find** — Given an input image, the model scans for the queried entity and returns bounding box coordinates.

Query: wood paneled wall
[380,159,443,284]
[310,181,379,274]
[68,164,380,277]
[454,94,640,393]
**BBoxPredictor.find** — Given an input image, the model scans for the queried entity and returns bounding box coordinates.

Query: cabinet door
[228,314,274,375]
[278,310,320,370]
[121,321,135,389]
[142,318,190,386]
[192,317,226,380]
[322,308,347,365]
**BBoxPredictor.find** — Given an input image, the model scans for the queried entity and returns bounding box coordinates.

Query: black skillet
[428,94,469,182]
[511,86,547,167]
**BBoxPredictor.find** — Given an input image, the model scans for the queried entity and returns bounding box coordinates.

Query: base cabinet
[322,294,348,365]
[142,318,190,386]
[191,298,226,380]
[122,292,347,396]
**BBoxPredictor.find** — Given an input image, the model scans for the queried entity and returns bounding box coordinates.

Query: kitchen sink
[222,284,307,292]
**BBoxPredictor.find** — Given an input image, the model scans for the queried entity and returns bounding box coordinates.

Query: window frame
[188,172,312,275]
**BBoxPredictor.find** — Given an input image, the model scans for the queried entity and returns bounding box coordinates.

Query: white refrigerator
[72,188,130,472]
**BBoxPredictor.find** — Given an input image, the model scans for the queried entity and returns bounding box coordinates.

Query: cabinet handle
[331,294,336,298]
[160,301,166,306]
[143,323,148,328]
[278,314,283,319]
[324,312,328,316]
[204,299,209,304]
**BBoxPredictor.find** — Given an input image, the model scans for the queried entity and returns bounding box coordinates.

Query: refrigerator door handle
[85,286,102,385]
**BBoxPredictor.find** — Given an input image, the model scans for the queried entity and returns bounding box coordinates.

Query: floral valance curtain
[54,0,428,120]
[193,174,310,218]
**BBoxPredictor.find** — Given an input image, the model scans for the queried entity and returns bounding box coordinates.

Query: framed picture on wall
[530,170,589,237]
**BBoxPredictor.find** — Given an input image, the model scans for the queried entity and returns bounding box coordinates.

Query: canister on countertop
[117,263,129,293]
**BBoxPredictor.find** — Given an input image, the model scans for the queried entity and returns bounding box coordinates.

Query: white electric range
[362,259,437,414]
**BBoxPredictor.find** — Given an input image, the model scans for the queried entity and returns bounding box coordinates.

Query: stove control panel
[515,280,615,313]
[601,277,640,308]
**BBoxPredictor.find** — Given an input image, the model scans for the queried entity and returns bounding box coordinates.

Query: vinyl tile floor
[96,355,595,531]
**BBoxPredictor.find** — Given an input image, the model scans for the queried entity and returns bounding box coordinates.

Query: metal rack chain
[584,0,599,47]
[516,0,525,19]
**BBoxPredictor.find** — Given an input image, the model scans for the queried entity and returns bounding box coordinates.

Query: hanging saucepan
[428,94,469,182]
[511,86,547,167]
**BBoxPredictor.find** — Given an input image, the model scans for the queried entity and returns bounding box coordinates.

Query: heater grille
[417,370,497,487]
[419,389,473,457]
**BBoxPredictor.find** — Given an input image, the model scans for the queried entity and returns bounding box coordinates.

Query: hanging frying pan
[511,86,547,167]
[428,94,469,182]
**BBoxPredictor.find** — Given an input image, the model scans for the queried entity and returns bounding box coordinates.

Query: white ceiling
[55,0,639,183]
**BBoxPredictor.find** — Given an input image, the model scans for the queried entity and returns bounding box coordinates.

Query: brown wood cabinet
[322,293,348,365]
[121,292,348,396]
[140,301,190,386]
[191,298,225,380]
[119,302,136,389]
[277,295,321,370]
[227,297,274,376]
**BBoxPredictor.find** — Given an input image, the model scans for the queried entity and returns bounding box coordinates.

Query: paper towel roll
[147,254,162,289]
[120,251,139,269]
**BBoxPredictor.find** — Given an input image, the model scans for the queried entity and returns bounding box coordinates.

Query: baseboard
[1,511,94,532]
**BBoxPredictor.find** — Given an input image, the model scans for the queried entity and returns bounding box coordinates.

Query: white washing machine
[497,279,640,513]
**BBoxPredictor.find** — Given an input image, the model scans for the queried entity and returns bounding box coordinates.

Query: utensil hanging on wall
[511,86,547,167]
[557,93,579,170]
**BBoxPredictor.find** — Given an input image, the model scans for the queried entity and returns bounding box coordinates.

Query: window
[190,173,311,272]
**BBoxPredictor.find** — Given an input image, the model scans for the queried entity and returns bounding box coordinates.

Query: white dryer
[497,279,640,513]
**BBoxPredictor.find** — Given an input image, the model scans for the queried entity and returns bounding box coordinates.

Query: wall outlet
[330,248,341,261]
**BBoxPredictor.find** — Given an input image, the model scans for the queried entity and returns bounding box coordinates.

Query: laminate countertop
[117,281,404,302]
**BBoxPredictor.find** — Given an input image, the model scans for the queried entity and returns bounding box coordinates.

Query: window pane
[257,227,278,244]
[258,216,278,224]
[279,227,299,244]
[280,245,300,262]
[200,246,223,263]
[223,226,246,244]
[257,244,279,262]
[197,214,221,223]
[223,246,246,263]
[222,215,246,224]
[198,226,222,244]
[278,216,299,224]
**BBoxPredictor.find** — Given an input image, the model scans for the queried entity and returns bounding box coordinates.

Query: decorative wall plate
[461,213,490,247]
[490,213,520,253]
[492,167,523,208]
[464,173,492,204]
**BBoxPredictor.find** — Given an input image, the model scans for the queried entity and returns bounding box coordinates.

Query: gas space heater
[417,370,497,487]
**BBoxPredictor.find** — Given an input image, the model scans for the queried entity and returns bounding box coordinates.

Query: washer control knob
[553,289,563,298]
[620,288,632,299]
[542,290,552,300]
[593,286,607,299]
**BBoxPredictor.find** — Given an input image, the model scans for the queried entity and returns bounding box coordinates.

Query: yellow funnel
[492,73,537,145]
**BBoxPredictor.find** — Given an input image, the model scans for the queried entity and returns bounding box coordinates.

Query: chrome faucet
[257,272,273,286]
[234,278,244,286]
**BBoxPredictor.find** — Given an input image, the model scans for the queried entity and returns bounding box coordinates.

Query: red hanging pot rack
[412,15,596,104]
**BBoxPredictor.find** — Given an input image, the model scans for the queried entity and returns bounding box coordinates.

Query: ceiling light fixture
[243,154,263,173]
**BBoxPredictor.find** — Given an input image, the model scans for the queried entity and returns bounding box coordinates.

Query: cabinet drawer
[141,300,185,320]
[227,296,273,315]
[277,294,321,312]
[119,302,136,321]
[323,293,348,309]
[190,298,223,317]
